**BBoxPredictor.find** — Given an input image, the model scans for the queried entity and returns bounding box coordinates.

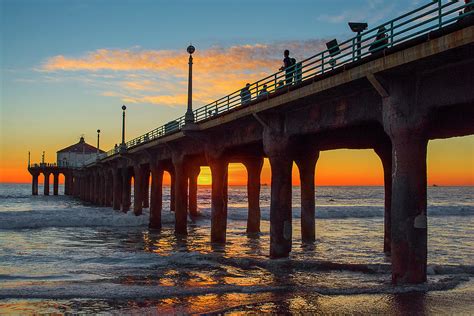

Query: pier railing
[90,0,472,166]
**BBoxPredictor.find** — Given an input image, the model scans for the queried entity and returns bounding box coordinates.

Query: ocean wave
[0,276,469,300]
[0,203,472,230]
[222,205,474,221]
[0,208,158,230]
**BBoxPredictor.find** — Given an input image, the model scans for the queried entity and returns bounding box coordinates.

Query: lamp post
[42,151,45,165]
[96,129,101,157]
[120,105,127,153]
[348,22,368,60]
[28,151,31,168]
[184,44,195,125]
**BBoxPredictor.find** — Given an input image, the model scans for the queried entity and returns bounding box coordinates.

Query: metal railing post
[438,0,442,28]
[321,51,325,74]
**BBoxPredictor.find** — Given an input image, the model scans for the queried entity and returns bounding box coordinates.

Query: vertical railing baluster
[321,51,325,74]
[227,95,230,111]
[390,21,394,47]
[438,0,442,28]
[352,38,356,62]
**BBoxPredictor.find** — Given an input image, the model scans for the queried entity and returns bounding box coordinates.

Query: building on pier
[28,137,103,196]
[57,136,104,167]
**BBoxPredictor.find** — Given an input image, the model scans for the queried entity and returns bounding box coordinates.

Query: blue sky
[3,0,472,186]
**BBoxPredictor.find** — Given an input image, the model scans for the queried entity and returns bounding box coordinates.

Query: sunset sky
[1,0,473,186]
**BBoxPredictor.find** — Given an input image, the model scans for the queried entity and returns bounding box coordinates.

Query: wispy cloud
[40,40,326,107]
[318,0,395,25]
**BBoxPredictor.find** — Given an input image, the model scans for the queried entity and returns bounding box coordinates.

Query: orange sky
[2,136,472,186]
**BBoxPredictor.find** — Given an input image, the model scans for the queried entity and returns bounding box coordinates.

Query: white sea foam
[0,203,472,230]
[0,208,154,230]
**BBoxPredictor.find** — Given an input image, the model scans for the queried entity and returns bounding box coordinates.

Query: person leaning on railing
[258,84,268,99]
[465,0,474,13]
[369,26,389,54]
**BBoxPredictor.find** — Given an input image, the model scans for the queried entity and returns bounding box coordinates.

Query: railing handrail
[92,0,471,165]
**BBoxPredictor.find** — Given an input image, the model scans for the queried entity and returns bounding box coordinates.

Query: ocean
[0,183,473,314]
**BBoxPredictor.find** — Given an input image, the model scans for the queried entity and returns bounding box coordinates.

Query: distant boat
[433,184,438,187]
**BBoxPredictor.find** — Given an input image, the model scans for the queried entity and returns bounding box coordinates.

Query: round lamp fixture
[187,45,195,54]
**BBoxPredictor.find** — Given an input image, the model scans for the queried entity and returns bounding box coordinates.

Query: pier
[28,1,474,285]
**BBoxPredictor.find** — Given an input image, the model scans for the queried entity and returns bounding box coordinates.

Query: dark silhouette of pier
[28,2,474,285]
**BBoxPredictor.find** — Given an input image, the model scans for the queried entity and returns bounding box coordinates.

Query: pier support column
[89,173,94,203]
[188,164,201,217]
[121,167,131,213]
[64,173,69,195]
[112,168,122,210]
[374,142,392,254]
[170,169,176,213]
[68,174,73,196]
[101,172,107,206]
[243,157,264,234]
[106,172,113,207]
[142,167,150,208]
[97,172,103,205]
[53,172,59,195]
[95,172,101,205]
[133,164,144,216]
[31,172,39,195]
[172,154,188,235]
[295,151,319,243]
[389,134,427,284]
[44,172,51,196]
[383,76,427,284]
[149,161,164,229]
[79,176,84,199]
[263,127,293,258]
[208,156,228,243]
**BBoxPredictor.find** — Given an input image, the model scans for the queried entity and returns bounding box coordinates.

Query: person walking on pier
[280,49,296,85]
[240,83,251,105]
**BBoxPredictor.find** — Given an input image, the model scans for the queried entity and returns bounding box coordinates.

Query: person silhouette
[369,26,389,54]
[240,83,251,105]
[280,50,296,85]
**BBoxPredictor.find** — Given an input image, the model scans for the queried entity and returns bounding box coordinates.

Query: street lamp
[184,44,195,125]
[348,22,368,60]
[96,129,101,156]
[120,105,127,153]
[42,151,45,165]
[28,151,31,168]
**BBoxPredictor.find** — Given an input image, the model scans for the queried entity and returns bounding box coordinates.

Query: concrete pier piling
[112,168,122,210]
[121,167,131,213]
[53,172,59,195]
[295,151,319,243]
[149,162,164,229]
[133,164,144,216]
[374,143,392,254]
[43,172,50,196]
[188,164,200,218]
[173,154,189,235]
[264,127,293,258]
[243,157,263,234]
[31,172,39,195]
[209,157,229,243]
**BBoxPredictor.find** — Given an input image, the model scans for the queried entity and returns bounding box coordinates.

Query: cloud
[318,0,395,25]
[40,39,327,107]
